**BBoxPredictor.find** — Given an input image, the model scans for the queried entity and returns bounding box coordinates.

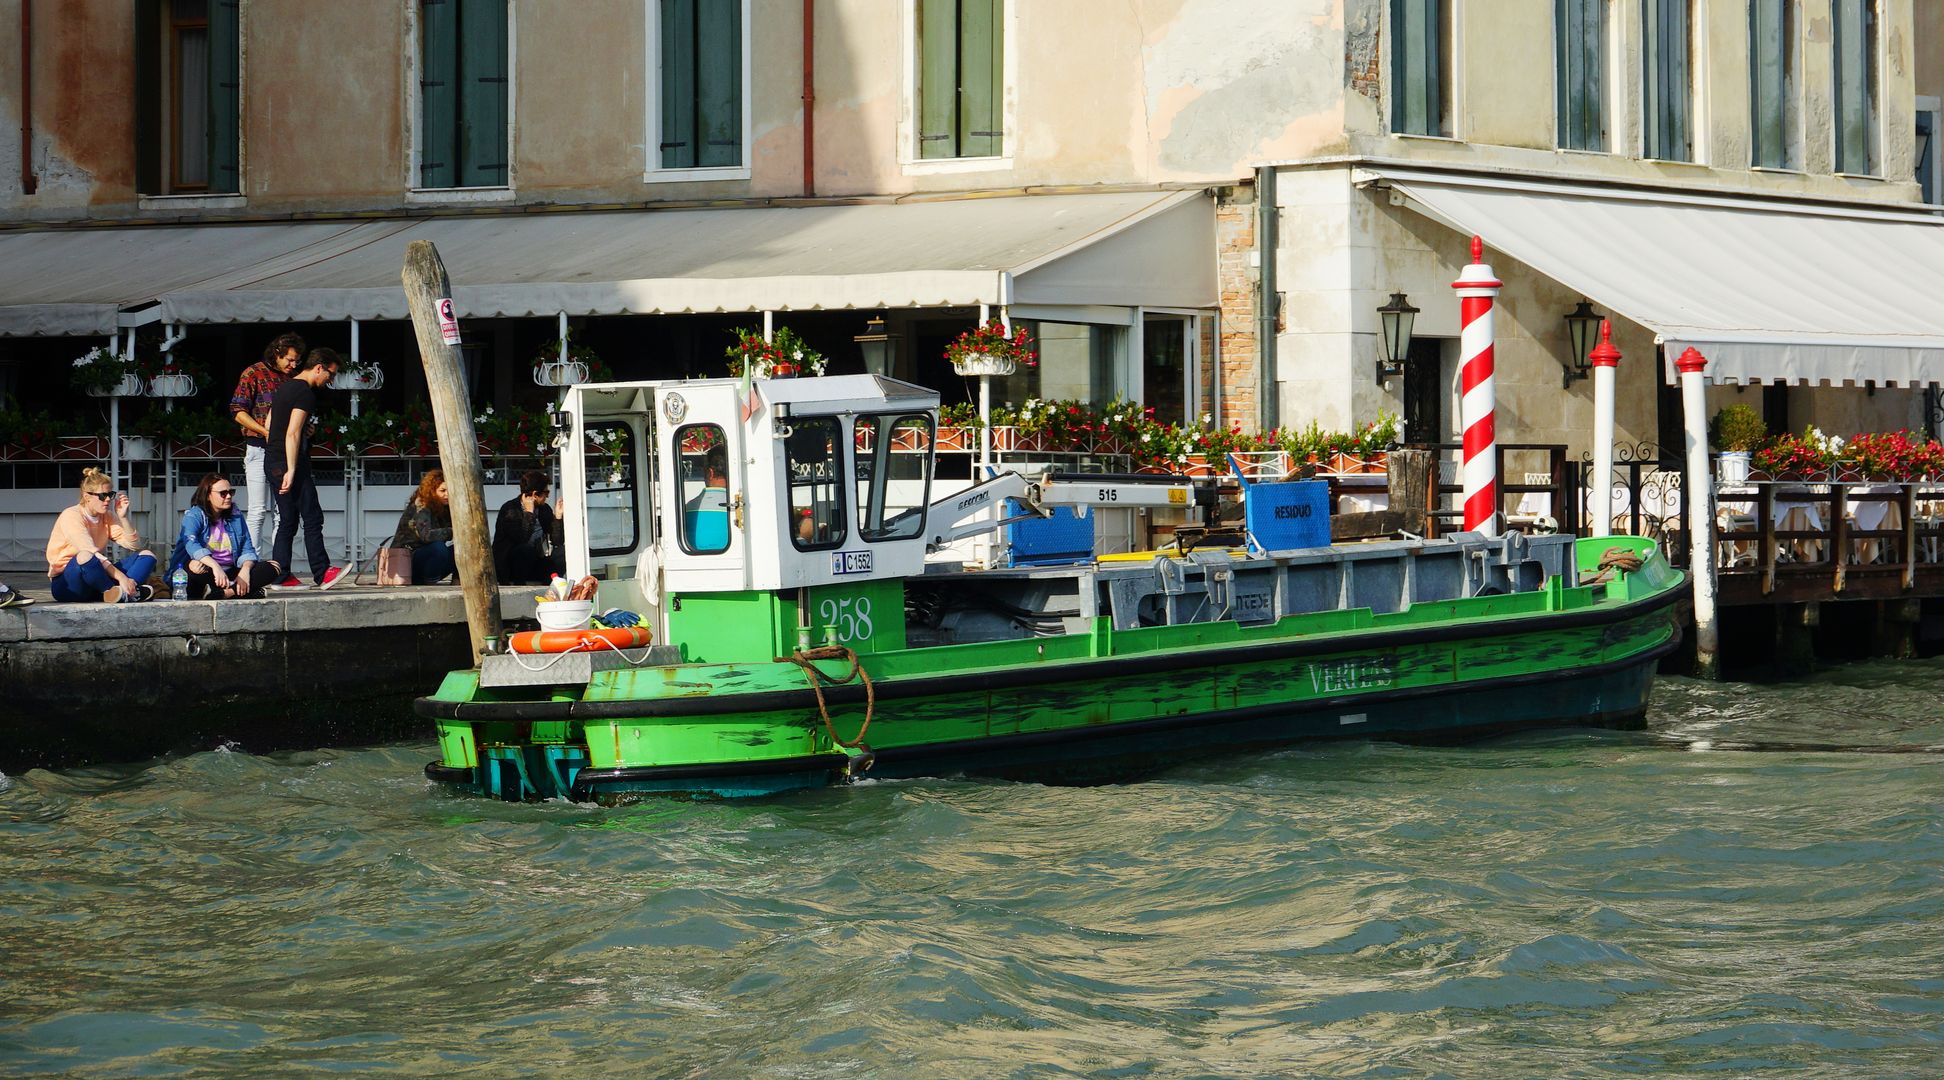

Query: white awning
[0,220,404,337]
[0,190,1212,336]
[1368,168,1944,386]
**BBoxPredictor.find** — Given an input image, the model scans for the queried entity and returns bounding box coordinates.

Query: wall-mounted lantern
[854,315,894,378]
[1376,292,1419,384]
[1563,300,1601,388]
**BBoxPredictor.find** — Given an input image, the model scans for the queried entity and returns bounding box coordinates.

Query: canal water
[2,666,1941,1078]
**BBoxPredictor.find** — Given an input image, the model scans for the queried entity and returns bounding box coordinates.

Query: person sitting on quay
[393,468,456,585]
[492,469,566,585]
[169,473,282,600]
[46,467,157,603]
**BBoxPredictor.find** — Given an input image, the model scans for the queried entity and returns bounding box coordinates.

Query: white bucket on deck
[534,599,594,631]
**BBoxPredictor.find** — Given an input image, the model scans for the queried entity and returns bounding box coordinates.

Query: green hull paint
[424,536,1685,800]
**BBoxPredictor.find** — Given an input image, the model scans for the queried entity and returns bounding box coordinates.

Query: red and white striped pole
[1452,236,1503,535]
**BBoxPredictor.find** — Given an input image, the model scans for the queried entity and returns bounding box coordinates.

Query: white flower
[383,418,394,428]
[484,405,494,415]
[1141,433,1152,443]
[338,425,348,434]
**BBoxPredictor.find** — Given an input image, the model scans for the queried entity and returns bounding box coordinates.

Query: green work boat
[418,375,1685,801]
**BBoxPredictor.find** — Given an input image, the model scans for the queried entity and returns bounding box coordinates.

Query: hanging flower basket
[329,366,385,391]
[86,373,146,398]
[147,373,198,398]
[533,360,588,387]
[951,352,1017,378]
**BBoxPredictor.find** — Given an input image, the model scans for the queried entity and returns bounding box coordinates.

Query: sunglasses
[88,490,116,501]
[211,488,235,497]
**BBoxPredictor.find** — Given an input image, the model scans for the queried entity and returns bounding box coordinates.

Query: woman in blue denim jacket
[170,474,282,599]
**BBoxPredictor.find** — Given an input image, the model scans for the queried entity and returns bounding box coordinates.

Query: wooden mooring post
[402,240,502,664]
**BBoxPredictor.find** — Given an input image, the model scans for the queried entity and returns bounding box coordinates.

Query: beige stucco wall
[1338,0,1926,208]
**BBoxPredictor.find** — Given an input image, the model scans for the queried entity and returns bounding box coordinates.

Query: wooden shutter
[419,0,458,187]
[1555,0,1606,151]
[1642,0,1691,161]
[918,0,959,158]
[135,0,162,194]
[1389,0,1441,137]
[957,0,1002,157]
[457,0,508,186]
[1750,0,1788,168]
[695,0,741,167]
[660,0,697,168]
[1833,0,1876,174]
[207,0,240,193]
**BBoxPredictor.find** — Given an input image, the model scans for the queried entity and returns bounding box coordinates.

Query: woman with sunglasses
[170,473,280,599]
[46,467,157,603]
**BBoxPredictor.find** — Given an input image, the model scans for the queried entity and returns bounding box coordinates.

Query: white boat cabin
[558,375,941,626]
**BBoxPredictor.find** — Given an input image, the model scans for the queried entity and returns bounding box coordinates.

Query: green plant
[0,397,61,447]
[938,402,981,428]
[1709,404,1767,453]
[475,404,550,457]
[69,344,137,394]
[725,326,825,379]
[125,403,231,443]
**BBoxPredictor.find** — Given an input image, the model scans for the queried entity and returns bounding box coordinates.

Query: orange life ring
[509,626,654,654]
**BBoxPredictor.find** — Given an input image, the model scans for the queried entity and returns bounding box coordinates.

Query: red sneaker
[273,575,302,589]
[318,566,347,591]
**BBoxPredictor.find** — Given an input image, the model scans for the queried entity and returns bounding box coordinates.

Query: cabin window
[135,0,240,195]
[786,417,847,551]
[854,414,933,543]
[675,424,731,556]
[585,422,640,556]
[418,0,509,189]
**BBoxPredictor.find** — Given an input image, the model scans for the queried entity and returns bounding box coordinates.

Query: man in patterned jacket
[228,333,305,549]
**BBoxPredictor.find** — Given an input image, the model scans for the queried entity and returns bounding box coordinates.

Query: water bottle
[170,568,188,602]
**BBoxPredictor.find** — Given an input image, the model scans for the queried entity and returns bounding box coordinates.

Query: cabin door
[655,385,750,593]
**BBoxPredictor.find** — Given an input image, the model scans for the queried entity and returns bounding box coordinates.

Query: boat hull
[417,572,1683,801]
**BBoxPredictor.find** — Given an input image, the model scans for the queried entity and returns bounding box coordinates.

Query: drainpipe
[1677,347,1720,679]
[20,0,35,196]
[801,0,815,197]
[1254,167,1277,432]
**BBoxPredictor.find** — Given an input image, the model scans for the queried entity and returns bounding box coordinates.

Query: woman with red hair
[392,469,455,584]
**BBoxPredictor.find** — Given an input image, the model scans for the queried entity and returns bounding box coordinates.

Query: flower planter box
[329,367,385,391]
[146,373,197,398]
[119,435,158,460]
[532,361,588,387]
[951,353,1017,378]
[84,373,145,398]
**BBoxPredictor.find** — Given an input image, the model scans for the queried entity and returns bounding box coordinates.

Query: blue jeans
[411,541,456,584]
[50,551,157,602]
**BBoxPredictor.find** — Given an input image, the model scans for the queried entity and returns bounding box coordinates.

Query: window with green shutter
[658,0,744,170]
[917,0,1004,159]
[1641,0,1692,162]
[1388,0,1450,138]
[1832,0,1878,175]
[419,0,508,189]
[1749,0,1795,170]
[1554,0,1607,152]
[133,0,239,195]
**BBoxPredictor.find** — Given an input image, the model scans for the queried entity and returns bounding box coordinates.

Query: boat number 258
[818,597,875,642]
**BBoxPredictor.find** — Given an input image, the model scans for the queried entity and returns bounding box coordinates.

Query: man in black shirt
[268,348,344,589]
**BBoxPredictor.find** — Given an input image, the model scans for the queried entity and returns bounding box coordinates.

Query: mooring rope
[1581,546,1646,585]
[777,645,877,751]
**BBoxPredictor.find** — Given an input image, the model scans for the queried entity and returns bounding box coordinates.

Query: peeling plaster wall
[0,0,132,217]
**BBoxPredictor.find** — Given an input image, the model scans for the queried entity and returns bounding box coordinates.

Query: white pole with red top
[1589,320,1622,537]
[1677,346,1719,678]
[1451,236,1503,535]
